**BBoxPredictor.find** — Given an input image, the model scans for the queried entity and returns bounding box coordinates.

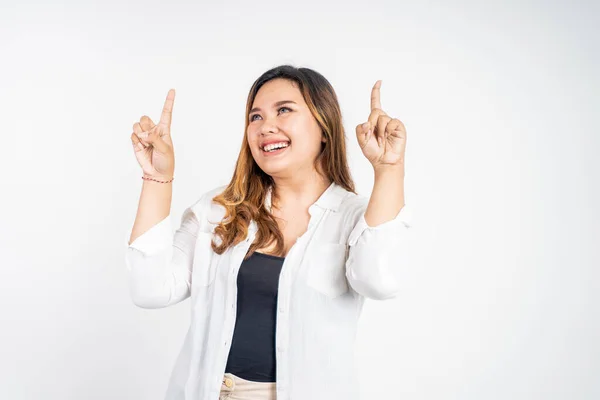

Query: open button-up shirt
[125,181,412,400]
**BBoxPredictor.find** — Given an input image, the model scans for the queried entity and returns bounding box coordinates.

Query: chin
[257,161,293,177]
[259,166,287,177]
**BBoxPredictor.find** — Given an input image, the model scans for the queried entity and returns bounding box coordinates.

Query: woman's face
[247,78,325,178]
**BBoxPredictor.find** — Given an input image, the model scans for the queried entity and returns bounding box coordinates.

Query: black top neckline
[254,251,285,261]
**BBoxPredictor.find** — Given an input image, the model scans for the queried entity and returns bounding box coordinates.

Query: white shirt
[125,181,412,400]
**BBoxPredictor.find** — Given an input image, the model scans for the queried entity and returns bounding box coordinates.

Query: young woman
[126,65,411,400]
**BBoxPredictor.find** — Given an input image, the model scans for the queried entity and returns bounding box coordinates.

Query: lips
[261,142,290,156]
[259,139,291,151]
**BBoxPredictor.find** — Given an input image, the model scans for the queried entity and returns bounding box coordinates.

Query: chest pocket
[306,243,349,298]
[191,231,217,287]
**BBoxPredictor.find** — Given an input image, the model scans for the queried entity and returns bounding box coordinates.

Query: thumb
[144,128,170,154]
[355,122,372,148]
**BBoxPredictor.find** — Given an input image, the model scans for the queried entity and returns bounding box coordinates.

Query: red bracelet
[142,175,174,183]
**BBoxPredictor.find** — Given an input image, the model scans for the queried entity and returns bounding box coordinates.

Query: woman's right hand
[130,89,176,180]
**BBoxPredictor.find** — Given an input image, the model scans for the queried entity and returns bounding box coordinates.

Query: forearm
[128,180,173,245]
[364,165,405,227]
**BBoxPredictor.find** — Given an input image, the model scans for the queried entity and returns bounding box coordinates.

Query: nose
[259,117,279,136]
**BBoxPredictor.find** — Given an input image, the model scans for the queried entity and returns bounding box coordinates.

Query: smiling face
[247,78,326,179]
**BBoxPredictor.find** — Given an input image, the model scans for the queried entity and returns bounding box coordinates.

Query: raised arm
[126,89,198,308]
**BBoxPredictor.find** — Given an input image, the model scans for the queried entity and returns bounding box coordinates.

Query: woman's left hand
[356,80,407,170]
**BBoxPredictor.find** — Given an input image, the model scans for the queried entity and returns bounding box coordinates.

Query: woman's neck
[270,174,331,211]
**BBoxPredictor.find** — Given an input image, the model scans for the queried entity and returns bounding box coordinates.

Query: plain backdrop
[1,0,598,399]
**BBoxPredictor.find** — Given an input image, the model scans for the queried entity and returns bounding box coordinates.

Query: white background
[1,0,598,399]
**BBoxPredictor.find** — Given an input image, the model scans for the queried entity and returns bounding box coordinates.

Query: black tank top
[224,251,284,382]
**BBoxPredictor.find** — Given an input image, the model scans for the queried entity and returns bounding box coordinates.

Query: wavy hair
[211,65,356,259]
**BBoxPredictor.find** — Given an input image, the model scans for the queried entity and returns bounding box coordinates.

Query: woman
[126,65,411,400]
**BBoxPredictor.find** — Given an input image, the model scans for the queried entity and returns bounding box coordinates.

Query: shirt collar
[265,181,348,213]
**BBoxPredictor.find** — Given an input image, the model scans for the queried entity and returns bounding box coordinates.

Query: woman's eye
[249,107,291,122]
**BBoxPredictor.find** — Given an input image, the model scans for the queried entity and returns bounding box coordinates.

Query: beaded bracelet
[142,175,174,184]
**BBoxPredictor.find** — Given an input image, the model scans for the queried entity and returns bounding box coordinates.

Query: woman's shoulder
[337,188,369,215]
[337,185,413,229]
[186,184,229,232]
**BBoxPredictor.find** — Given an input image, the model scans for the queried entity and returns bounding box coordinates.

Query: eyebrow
[249,100,297,115]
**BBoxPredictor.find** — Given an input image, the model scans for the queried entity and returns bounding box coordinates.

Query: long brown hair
[211,65,356,259]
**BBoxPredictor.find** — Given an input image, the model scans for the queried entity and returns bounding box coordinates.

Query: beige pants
[219,372,277,400]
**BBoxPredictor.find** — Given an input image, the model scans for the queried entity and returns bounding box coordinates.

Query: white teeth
[263,141,290,152]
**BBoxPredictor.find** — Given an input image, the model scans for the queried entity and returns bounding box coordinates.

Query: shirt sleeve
[125,204,201,309]
[345,201,413,300]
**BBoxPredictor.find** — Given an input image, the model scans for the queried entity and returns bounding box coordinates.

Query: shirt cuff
[347,204,412,247]
[127,215,173,256]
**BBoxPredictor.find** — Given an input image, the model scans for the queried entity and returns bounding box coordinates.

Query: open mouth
[261,141,290,155]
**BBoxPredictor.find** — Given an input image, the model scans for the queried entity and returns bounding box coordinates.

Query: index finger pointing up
[160,89,176,127]
[370,80,382,111]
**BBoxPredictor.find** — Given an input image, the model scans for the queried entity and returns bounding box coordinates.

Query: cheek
[247,131,265,158]
[292,117,320,140]
[246,130,258,147]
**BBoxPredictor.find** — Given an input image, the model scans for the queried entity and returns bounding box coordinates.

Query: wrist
[373,164,404,176]
[142,174,174,183]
